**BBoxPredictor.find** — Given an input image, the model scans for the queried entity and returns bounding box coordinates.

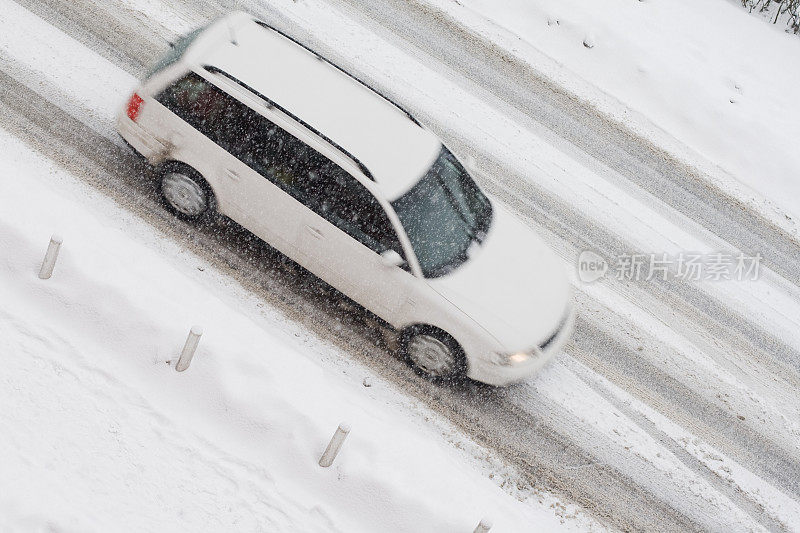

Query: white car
[117,11,574,386]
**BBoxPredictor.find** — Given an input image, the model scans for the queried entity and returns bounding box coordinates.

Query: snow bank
[0,125,584,531]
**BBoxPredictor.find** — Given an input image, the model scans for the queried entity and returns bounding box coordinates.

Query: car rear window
[145,26,205,79]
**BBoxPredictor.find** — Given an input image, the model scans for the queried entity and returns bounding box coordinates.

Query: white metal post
[473,518,493,533]
[38,234,63,280]
[175,325,203,372]
[319,423,350,467]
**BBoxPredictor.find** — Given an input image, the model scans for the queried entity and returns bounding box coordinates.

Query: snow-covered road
[1,0,799,530]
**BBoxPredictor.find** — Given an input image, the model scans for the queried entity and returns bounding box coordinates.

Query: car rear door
[155,72,306,253]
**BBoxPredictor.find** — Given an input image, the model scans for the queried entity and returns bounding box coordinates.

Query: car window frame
[155,69,424,274]
[391,146,493,278]
[299,161,407,261]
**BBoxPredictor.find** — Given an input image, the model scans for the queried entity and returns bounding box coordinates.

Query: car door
[290,157,416,324]
[154,72,304,253]
[213,94,312,253]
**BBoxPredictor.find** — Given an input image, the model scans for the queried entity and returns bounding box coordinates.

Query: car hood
[427,205,571,351]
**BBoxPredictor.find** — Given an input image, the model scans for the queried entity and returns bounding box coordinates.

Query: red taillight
[126,93,144,121]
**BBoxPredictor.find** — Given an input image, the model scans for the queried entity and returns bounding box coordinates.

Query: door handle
[304,225,323,239]
[224,168,240,181]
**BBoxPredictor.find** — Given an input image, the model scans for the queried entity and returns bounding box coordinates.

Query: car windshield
[391,146,493,278]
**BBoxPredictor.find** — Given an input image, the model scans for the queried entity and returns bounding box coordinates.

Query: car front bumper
[467,308,576,387]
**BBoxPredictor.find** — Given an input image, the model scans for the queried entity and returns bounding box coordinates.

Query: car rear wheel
[402,328,466,383]
[158,163,215,220]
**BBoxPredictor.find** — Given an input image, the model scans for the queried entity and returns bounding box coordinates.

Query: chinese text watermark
[577,251,762,283]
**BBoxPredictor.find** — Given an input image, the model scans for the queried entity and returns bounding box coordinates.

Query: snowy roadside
[409,0,800,240]
[0,125,594,531]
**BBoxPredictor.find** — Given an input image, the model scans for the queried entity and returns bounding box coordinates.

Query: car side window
[158,73,403,258]
[301,162,404,258]
[157,73,306,190]
[247,126,404,258]
[157,73,250,155]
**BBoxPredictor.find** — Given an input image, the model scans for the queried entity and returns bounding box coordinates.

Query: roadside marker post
[319,423,350,467]
[473,518,493,533]
[176,325,203,372]
[38,234,63,280]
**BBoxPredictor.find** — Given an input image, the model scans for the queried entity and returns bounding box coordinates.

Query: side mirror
[381,249,405,268]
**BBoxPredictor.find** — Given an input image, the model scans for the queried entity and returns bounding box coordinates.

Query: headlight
[508,352,531,364]
[492,350,534,366]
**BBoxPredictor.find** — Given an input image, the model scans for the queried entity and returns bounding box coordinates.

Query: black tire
[401,326,467,384]
[157,162,216,221]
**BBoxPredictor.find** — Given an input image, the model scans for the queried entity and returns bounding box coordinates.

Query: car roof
[195,12,441,200]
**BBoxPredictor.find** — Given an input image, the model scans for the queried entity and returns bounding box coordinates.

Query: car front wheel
[402,328,467,383]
